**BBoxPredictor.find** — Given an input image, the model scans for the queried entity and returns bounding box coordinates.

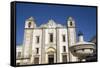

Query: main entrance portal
[48,55,54,64]
[47,47,56,64]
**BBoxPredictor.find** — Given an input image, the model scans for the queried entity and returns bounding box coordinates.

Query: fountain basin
[69,42,95,59]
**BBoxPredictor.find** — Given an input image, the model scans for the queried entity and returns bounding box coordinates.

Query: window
[18,52,21,57]
[62,35,66,42]
[36,36,39,43]
[49,33,53,42]
[36,48,39,54]
[70,21,73,26]
[62,55,67,62]
[82,49,84,51]
[63,46,66,52]
[28,22,31,28]
[34,57,39,64]
[16,63,20,65]
[74,50,76,52]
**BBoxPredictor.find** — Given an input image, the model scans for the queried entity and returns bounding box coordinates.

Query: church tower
[67,17,78,62]
[22,17,36,64]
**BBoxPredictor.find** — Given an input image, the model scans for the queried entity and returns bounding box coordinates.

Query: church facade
[16,17,79,65]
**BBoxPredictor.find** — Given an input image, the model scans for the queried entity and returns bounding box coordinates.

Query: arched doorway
[48,53,54,64]
[47,47,56,64]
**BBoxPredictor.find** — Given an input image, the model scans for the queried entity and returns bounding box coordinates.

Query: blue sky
[16,2,97,45]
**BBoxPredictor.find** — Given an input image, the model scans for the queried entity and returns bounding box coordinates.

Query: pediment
[40,19,63,28]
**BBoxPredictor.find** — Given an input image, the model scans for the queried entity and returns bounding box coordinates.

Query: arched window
[70,21,73,26]
[28,22,31,28]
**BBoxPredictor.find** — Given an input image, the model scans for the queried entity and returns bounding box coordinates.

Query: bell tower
[67,17,78,62]
[25,17,36,28]
[22,17,36,63]
[67,16,75,28]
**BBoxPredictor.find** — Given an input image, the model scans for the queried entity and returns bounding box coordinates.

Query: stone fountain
[69,32,95,61]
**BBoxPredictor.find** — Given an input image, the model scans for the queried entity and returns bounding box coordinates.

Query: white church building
[16,16,95,65]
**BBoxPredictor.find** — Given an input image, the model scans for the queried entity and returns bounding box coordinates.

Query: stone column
[56,28,60,63]
[41,28,45,64]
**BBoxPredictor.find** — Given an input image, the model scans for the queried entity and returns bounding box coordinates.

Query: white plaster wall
[68,28,76,46]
